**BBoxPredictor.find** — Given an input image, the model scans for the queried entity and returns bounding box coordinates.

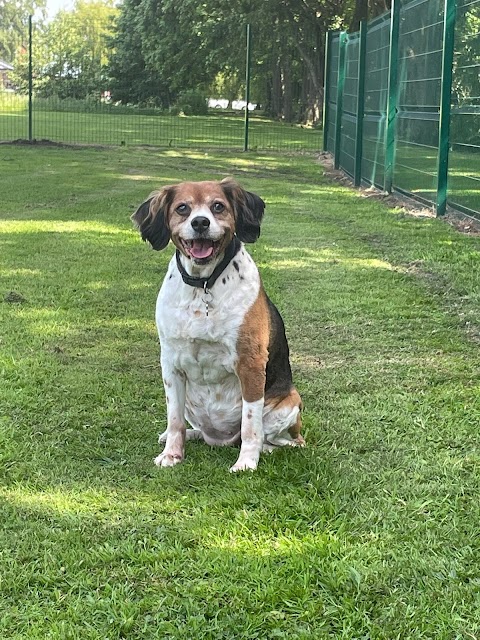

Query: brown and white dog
[132,178,303,472]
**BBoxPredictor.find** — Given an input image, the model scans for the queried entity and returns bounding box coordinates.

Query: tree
[108,0,233,107]
[107,0,172,107]
[12,0,117,99]
[0,0,45,62]
[350,0,391,31]
[108,0,355,122]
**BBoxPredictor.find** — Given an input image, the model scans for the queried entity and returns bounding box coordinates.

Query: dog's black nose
[191,216,210,232]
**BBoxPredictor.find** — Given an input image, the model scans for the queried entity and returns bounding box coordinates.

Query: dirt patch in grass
[3,291,28,304]
[443,210,480,235]
[0,138,110,151]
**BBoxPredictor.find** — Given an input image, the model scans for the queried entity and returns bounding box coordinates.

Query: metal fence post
[323,31,332,152]
[384,0,400,193]
[334,31,347,169]
[436,0,456,216]
[354,21,367,186]
[243,24,252,152]
[28,14,33,142]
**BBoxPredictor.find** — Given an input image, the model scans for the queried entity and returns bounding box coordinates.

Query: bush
[175,90,208,116]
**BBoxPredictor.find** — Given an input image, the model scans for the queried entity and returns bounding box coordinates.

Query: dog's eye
[176,204,190,215]
[212,202,225,213]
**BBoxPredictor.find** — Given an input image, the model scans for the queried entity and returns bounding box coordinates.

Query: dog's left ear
[131,186,176,251]
[220,178,265,243]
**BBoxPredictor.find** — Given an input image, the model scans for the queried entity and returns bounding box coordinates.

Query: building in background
[0,60,14,90]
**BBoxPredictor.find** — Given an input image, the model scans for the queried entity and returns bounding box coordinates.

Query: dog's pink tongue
[191,239,214,259]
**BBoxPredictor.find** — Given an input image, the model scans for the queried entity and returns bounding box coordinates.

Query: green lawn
[1,145,480,639]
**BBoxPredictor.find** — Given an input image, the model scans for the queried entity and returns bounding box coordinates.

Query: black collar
[175,236,241,291]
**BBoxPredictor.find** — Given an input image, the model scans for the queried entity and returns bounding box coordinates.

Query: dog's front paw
[154,452,183,468]
[229,457,258,473]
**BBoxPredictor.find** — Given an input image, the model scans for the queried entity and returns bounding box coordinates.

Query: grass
[1,144,480,639]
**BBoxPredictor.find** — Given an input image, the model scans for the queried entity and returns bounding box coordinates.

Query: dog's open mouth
[181,239,220,261]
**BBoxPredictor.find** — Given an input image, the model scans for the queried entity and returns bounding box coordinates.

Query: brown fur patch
[236,288,270,402]
[265,388,302,411]
[165,181,236,257]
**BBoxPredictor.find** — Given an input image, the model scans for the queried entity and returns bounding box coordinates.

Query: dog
[132,178,303,472]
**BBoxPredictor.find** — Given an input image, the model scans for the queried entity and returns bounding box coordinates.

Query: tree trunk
[271,57,282,119]
[294,31,324,124]
[351,0,368,32]
[282,55,293,122]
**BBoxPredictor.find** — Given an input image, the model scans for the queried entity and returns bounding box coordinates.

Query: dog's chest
[156,250,260,383]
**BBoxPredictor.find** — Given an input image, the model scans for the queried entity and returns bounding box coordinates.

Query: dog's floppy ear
[131,186,176,251]
[220,178,265,243]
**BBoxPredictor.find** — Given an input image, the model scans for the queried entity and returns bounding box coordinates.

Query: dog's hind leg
[262,388,304,447]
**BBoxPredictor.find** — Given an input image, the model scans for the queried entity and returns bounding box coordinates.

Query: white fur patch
[156,247,258,445]
[263,403,301,446]
[178,204,224,242]
[230,398,264,472]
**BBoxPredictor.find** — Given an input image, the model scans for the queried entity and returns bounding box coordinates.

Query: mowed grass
[1,145,480,639]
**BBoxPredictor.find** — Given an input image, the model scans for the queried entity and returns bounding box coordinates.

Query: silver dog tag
[202,282,212,317]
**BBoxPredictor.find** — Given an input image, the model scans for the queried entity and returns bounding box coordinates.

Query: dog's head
[131,179,265,265]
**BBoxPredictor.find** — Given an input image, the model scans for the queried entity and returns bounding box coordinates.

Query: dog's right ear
[131,186,176,251]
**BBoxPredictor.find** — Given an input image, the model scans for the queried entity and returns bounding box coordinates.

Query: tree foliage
[4,0,400,123]
[0,0,45,62]
[108,0,356,122]
[13,0,117,99]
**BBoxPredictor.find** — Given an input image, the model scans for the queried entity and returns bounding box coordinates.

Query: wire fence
[0,21,321,153]
[324,0,480,219]
[450,0,480,213]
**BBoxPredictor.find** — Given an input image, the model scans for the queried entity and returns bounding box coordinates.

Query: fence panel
[324,0,480,220]
[339,33,360,177]
[393,0,445,203]
[325,34,340,155]
[0,20,322,152]
[449,0,480,215]
[0,24,29,142]
[361,14,391,188]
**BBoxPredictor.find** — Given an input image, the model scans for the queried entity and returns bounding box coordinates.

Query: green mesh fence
[0,21,321,152]
[362,14,390,188]
[339,33,360,177]
[324,0,480,220]
[394,0,444,202]
[325,34,340,155]
[449,0,480,214]
[0,28,29,141]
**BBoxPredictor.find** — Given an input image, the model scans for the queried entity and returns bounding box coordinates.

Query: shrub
[175,90,208,116]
